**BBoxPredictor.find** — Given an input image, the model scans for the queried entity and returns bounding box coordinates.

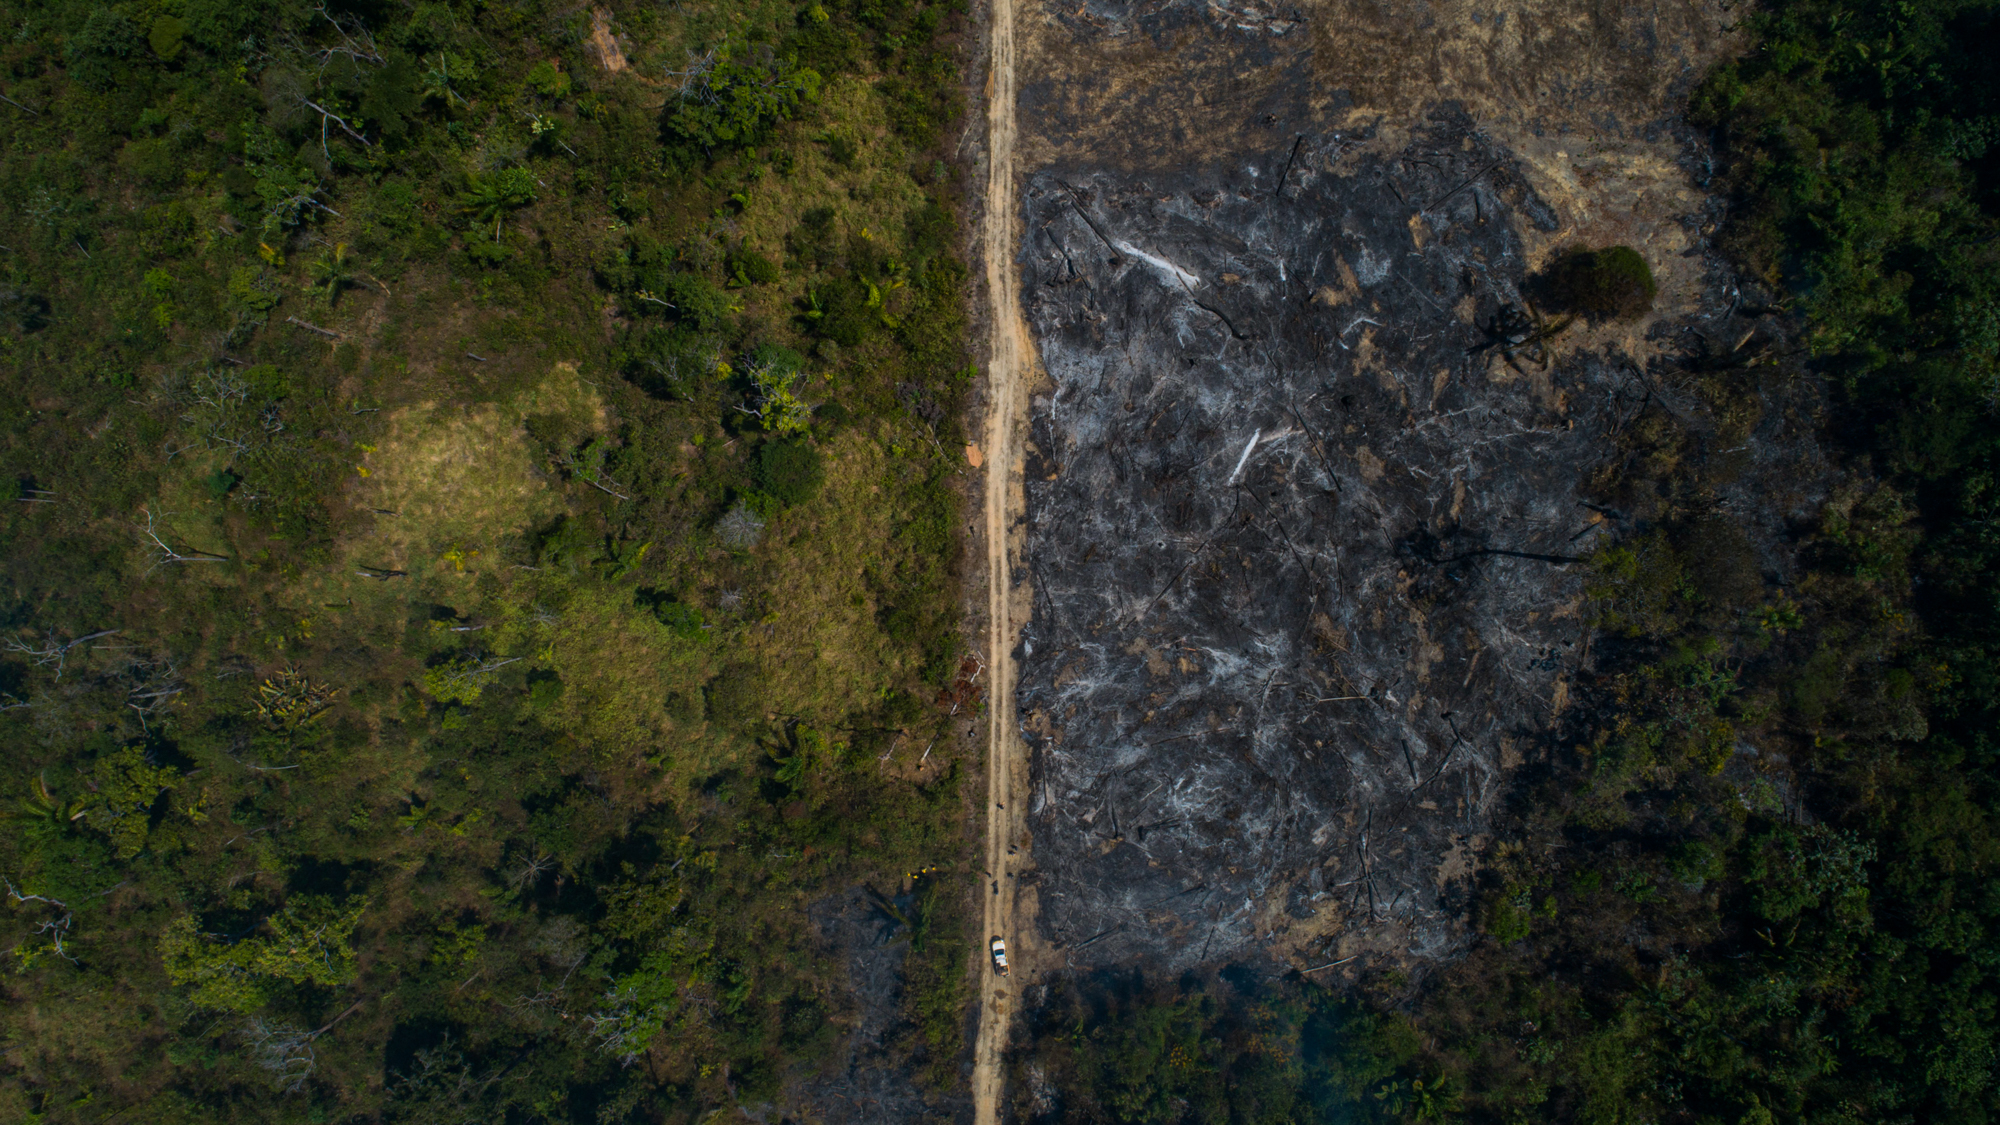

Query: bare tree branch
[138,507,231,573]
[285,315,343,339]
[307,2,384,70]
[4,629,120,681]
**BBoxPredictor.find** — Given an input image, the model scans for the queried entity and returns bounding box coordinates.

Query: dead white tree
[296,94,373,164]
[285,315,342,339]
[582,993,651,1066]
[190,369,249,409]
[506,851,556,892]
[2,877,86,966]
[126,656,188,731]
[4,629,120,681]
[306,2,384,71]
[552,448,632,501]
[138,507,231,573]
[202,425,251,454]
[423,655,523,703]
[243,1018,320,1093]
[664,47,719,100]
[269,186,341,223]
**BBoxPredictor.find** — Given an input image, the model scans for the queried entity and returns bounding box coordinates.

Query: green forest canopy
[0,0,977,1121]
[5,0,2000,1119]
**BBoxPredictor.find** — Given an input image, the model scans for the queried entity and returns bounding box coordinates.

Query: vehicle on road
[990,936,1009,976]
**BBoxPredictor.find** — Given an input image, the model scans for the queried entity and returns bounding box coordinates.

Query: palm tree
[307,242,355,306]
[420,53,471,108]
[461,170,538,241]
[2,773,84,843]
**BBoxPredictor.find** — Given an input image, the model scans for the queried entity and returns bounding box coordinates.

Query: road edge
[971,0,1028,1113]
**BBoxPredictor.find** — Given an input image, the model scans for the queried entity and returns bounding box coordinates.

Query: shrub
[528,672,566,709]
[789,206,839,266]
[755,439,824,507]
[661,56,823,164]
[742,346,814,434]
[731,250,782,285]
[1483,888,1533,943]
[906,200,954,266]
[526,59,571,97]
[664,272,733,330]
[1667,839,1724,888]
[803,276,876,346]
[638,589,709,640]
[148,15,187,60]
[1542,245,1657,320]
[824,131,860,167]
[160,897,367,1012]
[706,662,766,724]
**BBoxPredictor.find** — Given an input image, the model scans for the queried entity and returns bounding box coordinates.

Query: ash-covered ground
[795,889,966,1124]
[1015,113,1692,970]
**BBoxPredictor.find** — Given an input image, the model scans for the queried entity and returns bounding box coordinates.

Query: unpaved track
[973,0,1028,1113]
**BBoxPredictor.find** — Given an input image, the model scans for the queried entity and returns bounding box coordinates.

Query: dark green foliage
[146,16,186,62]
[731,248,782,286]
[755,438,824,507]
[527,671,566,709]
[526,60,571,98]
[362,53,422,141]
[664,271,733,331]
[661,55,823,166]
[65,9,144,90]
[790,204,840,267]
[708,663,768,725]
[825,131,861,167]
[638,588,709,640]
[1014,973,1422,1124]
[1541,244,1658,320]
[804,275,878,346]
[906,199,956,267]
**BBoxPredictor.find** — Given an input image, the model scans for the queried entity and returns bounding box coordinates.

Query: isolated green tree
[461,169,538,240]
[160,896,368,1013]
[307,242,356,306]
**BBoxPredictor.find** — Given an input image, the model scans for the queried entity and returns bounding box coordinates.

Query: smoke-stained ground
[1009,112,1815,972]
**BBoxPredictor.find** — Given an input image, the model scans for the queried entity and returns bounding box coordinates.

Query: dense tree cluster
[0,0,977,1121]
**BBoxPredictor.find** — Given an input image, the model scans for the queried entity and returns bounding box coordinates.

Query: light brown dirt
[585,9,628,74]
[972,0,1035,1113]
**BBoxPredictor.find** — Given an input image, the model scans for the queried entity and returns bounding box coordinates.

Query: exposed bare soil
[973,0,1035,1111]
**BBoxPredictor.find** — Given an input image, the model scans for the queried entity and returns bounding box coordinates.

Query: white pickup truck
[990,936,1009,976]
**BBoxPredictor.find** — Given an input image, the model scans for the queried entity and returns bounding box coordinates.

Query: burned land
[994,0,2000,1112]
[1011,115,1821,972]
[998,0,1764,976]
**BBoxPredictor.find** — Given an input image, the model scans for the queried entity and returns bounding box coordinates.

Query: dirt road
[972,0,1028,1112]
